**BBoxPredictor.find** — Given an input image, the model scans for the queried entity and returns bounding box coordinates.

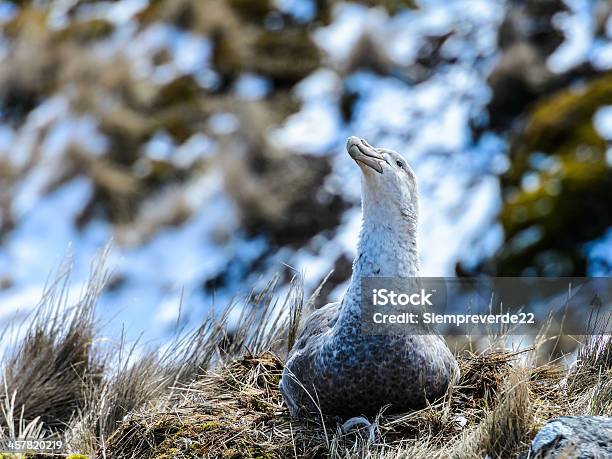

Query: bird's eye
[396,161,404,168]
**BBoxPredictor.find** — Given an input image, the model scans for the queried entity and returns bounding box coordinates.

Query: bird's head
[346,136,418,224]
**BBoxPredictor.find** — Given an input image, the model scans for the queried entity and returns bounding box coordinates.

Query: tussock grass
[0,253,609,458]
[0,250,108,439]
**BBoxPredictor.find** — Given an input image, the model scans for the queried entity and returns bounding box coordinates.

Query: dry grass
[0,254,609,459]
[98,344,606,459]
[0,249,108,439]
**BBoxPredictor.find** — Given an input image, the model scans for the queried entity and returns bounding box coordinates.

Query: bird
[280,136,460,418]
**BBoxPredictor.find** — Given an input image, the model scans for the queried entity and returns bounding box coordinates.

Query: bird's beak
[346,136,385,174]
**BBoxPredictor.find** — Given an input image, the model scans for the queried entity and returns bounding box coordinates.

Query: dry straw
[0,251,609,458]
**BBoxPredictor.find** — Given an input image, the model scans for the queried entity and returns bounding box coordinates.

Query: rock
[529,416,612,458]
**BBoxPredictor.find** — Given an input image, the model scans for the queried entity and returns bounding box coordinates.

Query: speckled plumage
[280,137,460,417]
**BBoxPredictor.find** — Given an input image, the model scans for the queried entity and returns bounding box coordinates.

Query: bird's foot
[340,416,377,443]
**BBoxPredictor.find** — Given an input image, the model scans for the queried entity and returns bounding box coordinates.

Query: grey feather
[280,137,460,417]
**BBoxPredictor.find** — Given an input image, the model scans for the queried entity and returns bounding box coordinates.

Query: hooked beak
[346,136,385,174]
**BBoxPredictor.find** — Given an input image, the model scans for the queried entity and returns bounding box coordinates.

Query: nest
[101,345,600,459]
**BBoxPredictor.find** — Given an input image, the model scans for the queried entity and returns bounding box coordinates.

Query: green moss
[485,74,612,275]
[501,157,608,234]
[523,74,612,152]
[200,420,221,430]
[66,454,91,459]
[248,446,278,459]
[152,446,180,459]
[506,73,612,184]
[267,373,281,386]
[150,418,231,458]
[248,396,275,414]
[252,453,276,459]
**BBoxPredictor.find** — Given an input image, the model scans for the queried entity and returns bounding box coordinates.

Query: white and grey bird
[280,136,459,417]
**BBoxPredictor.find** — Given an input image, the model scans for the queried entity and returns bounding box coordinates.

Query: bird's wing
[291,301,340,352]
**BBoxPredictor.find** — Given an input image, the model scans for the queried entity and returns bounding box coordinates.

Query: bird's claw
[340,416,378,443]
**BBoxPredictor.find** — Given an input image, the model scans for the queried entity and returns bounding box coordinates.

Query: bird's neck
[337,205,420,330]
[353,214,420,278]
